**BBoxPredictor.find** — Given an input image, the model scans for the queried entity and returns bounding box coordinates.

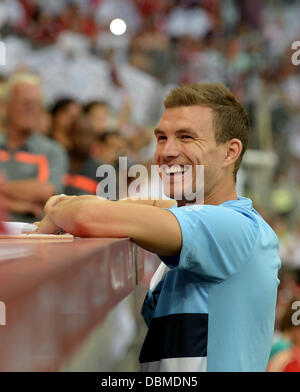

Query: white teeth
[161,166,187,174]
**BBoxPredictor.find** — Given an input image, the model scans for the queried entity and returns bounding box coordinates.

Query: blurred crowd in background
[0,0,299,371]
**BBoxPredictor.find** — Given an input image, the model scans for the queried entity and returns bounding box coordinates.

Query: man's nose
[160,138,180,159]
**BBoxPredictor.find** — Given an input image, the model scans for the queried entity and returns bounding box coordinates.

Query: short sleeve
[160,205,259,282]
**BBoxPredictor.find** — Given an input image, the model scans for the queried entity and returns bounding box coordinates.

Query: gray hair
[5,72,42,102]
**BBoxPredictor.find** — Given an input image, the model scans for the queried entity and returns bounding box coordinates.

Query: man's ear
[222,138,243,169]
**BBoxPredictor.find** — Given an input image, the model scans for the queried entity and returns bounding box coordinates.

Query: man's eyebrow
[154,128,165,136]
[175,128,198,136]
[154,128,199,136]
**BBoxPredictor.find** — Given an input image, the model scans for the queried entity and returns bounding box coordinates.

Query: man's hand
[1,179,56,203]
[34,215,61,234]
[36,194,98,234]
[36,194,75,234]
[2,196,44,218]
[44,194,76,214]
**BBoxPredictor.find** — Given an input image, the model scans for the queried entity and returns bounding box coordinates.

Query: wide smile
[159,165,191,176]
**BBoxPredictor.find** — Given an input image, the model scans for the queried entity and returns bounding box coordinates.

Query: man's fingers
[44,195,75,214]
[31,205,43,219]
[44,195,65,213]
[35,215,60,234]
[33,221,40,228]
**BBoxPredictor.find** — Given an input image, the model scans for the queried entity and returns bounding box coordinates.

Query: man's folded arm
[118,197,177,209]
[2,194,43,217]
[1,179,56,203]
[43,196,182,256]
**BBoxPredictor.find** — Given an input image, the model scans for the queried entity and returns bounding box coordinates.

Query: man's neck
[203,174,238,205]
[204,188,238,206]
[52,125,69,137]
[7,125,32,150]
[177,178,238,207]
[52,127,72,152]
[70,153,88,171]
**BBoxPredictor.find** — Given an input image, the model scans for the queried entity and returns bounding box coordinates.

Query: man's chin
[19,126,34,134]
[163,188,188,203]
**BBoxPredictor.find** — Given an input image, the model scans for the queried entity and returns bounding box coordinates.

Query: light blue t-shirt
[139,197,281,372]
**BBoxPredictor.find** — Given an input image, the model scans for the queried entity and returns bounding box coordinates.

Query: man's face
[154,106,227,204]
[88,105,109,136]
[72,118,94,157]
[7,83,42,132]
[55,102,81,130]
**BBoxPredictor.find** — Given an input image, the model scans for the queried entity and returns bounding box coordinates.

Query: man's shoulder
[0,132,6,146]
[172,197,255,219]
[72,157,100,178]
[169,197,260,237]
[84,156,101,171]
[27,132,67,156]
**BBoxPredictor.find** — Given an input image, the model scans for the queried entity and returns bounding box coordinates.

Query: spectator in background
[279,219,300,270]
[84,100,110,137]
[268,298,300,372]
[36,108,52,136]
[91,131,128,166]
[63,115,102,196]
[91,131,131,200]
[0,77,7,134]
[0,73,69,222]
[50,97,81,153]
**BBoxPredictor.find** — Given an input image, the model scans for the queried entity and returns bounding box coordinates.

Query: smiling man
[37,83,281,372]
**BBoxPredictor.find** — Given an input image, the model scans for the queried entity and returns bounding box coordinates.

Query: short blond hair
[5,72,42,101]
[164,83,250,180]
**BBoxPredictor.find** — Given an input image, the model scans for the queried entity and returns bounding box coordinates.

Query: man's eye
[181,135,193,140]
[157,136,167,142]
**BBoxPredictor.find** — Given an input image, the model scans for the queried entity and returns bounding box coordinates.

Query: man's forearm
[2,195,43,217]
[39,196,182,256]
[1,179,56,203]
[119,197,177,209]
